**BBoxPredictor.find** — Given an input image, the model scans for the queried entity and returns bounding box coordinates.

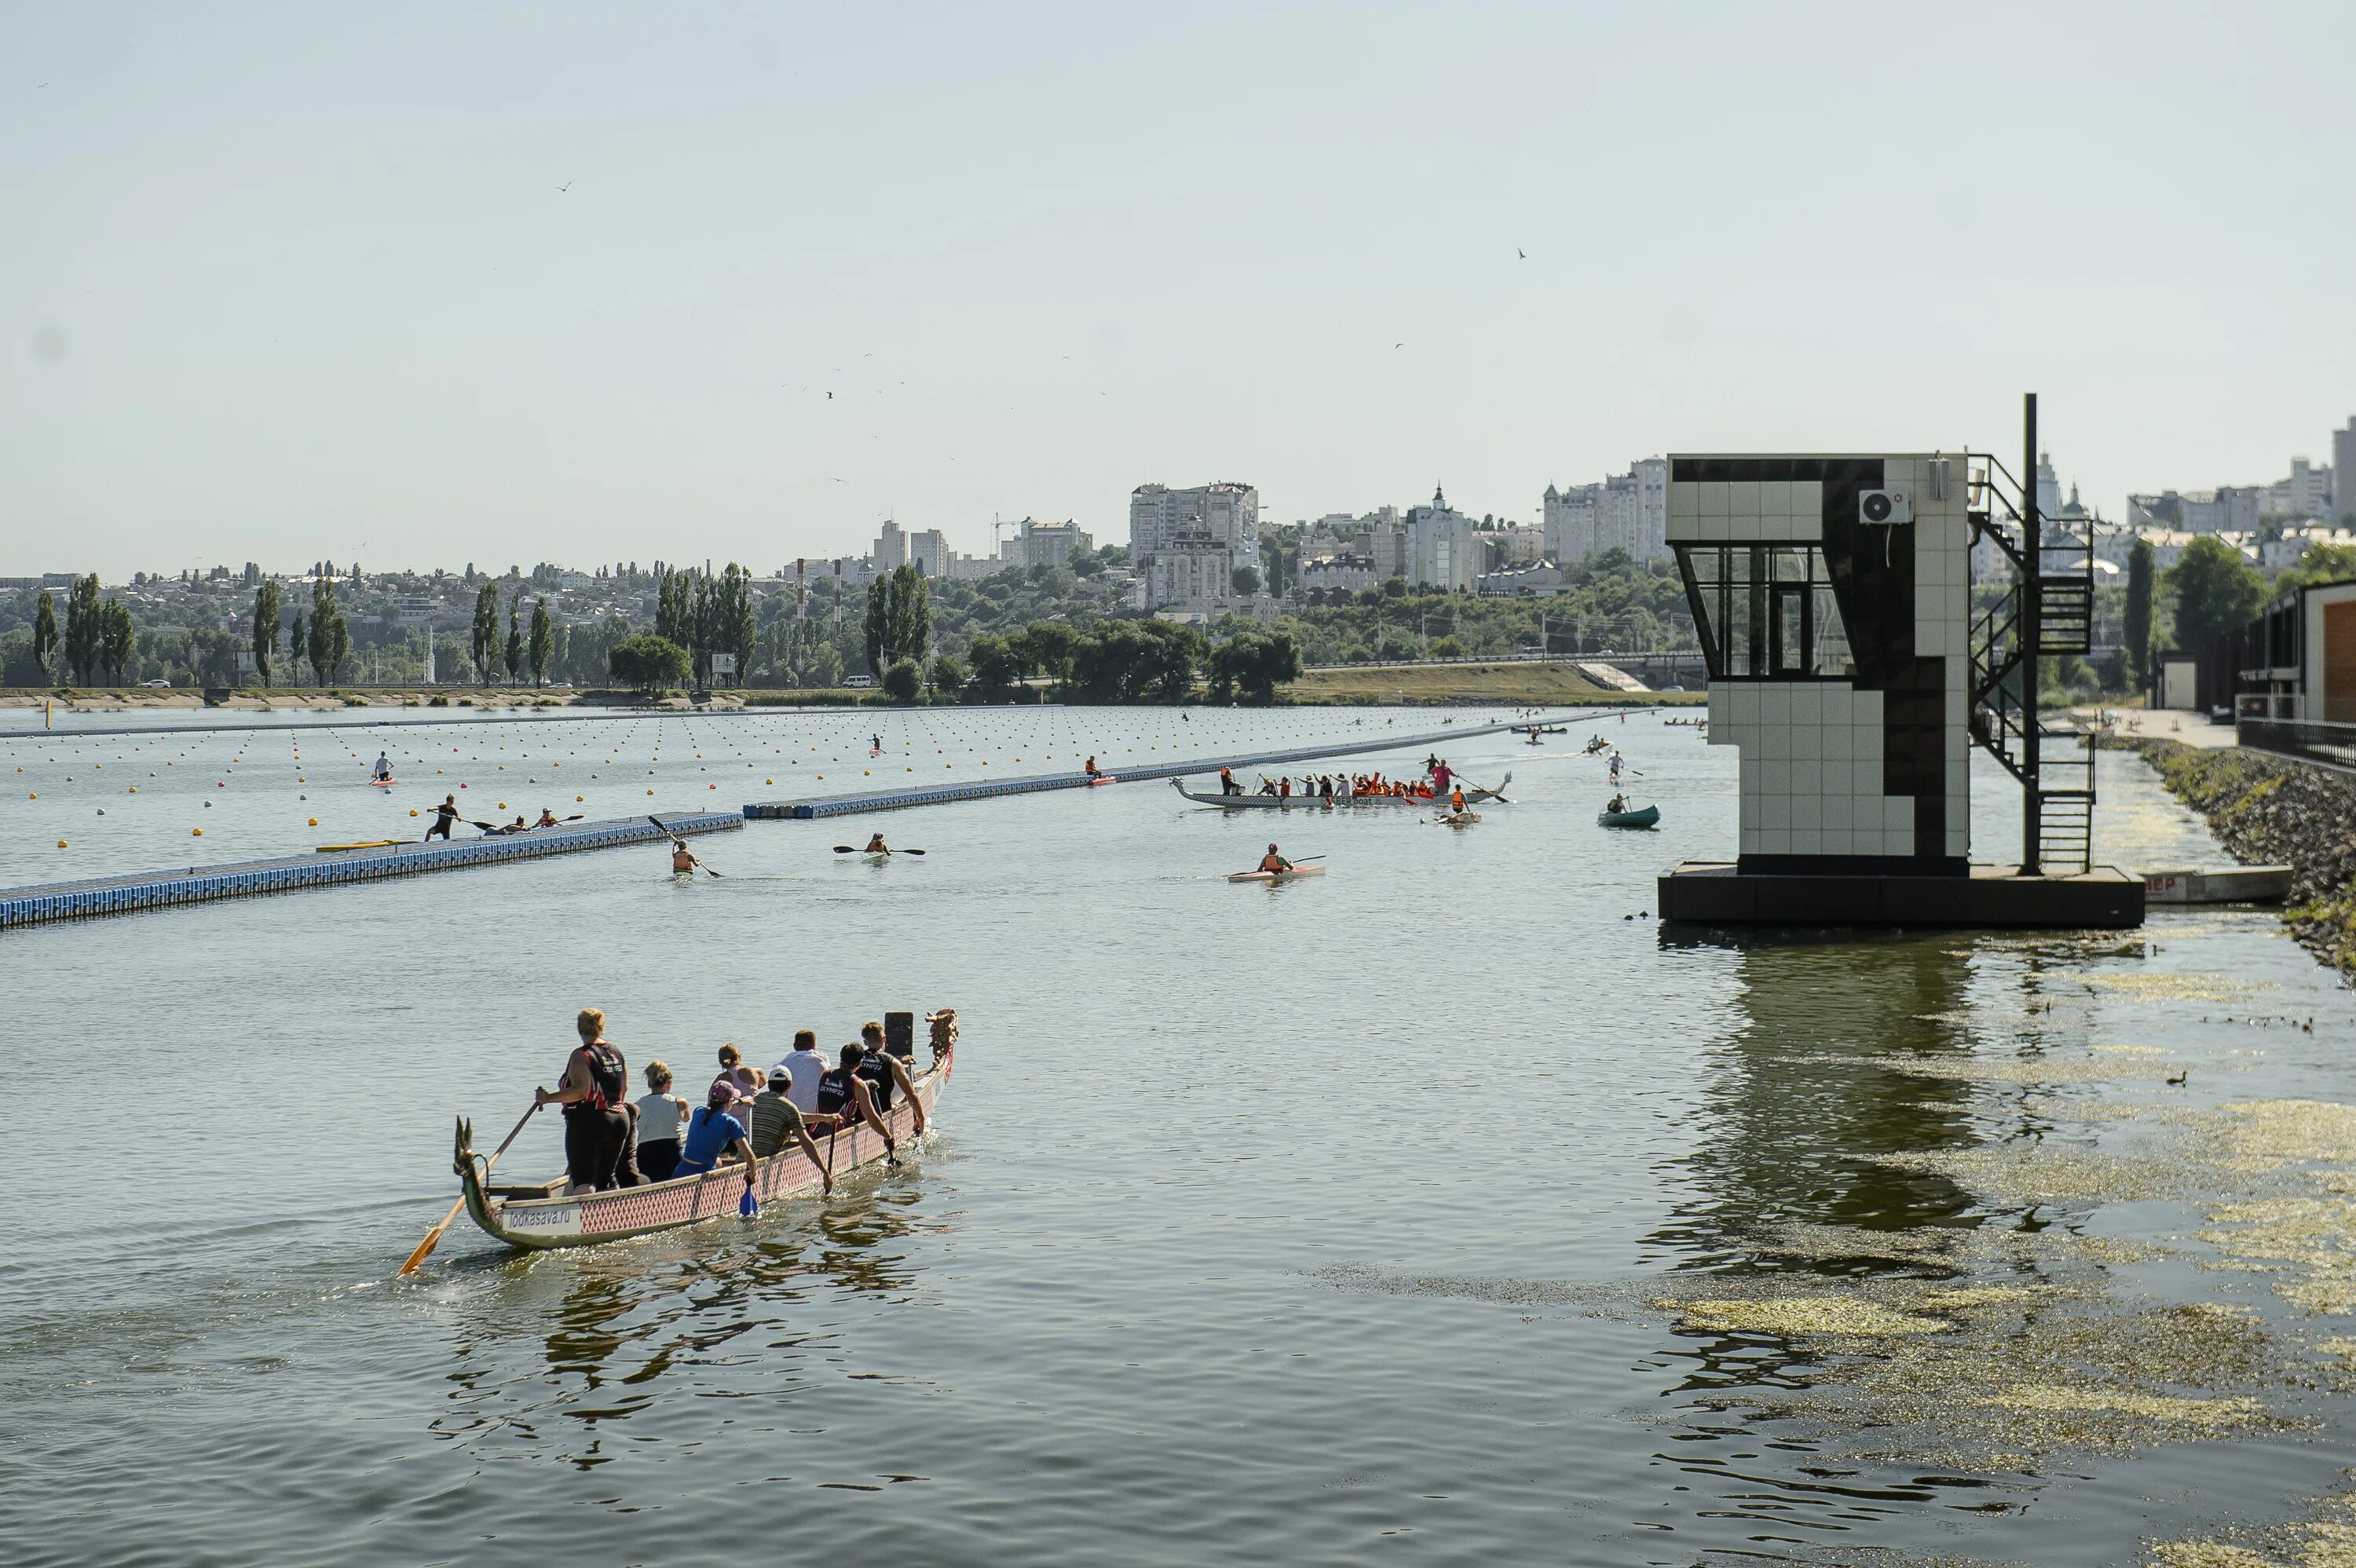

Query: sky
[4,2,2352,579]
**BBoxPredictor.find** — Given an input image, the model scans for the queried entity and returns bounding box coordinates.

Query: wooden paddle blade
[397,1201,464,1275]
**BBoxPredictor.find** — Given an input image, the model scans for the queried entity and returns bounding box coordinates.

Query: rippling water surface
[7,708,2354,1567]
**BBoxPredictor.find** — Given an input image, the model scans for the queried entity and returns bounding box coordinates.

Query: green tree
[2273,539,2356,597]
[1231,564,1260,596]
[288,609,308,685]
[309,574,348,685]
[1016,621,1078,690]
[31,590,58,681]
[881,656,923,703]
[504,593,524,682]
[101,600,134,685]
[2123,536,2154,686]
[607,634,690,693]
[929,652,967,697]
[965,634,1029,699]
[864,577,888,674]
[529,597,553,686]
[471,582,500,684]
[251,580,282,685]
[1208,629,1303,704]
[64,573,102,685]
[715,564,756,686]
[2165,535,2266,653]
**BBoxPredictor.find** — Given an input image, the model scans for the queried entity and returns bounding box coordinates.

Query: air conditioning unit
[1859,489,1914,525]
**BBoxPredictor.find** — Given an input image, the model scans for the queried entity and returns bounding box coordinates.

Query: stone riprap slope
[2121,736,2356,977]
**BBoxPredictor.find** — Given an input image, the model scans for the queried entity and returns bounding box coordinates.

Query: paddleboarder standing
[423,794,461,842]
[371,751,393,782]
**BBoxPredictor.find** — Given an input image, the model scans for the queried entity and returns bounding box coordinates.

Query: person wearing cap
[747,1065,832,1188]
[857,1021,927,1135]
[674,1080,759,1185]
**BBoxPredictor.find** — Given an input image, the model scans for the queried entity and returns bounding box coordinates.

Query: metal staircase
[1964,396,2099,875]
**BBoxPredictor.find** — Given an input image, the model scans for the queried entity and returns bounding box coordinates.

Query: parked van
[843,674,876,689]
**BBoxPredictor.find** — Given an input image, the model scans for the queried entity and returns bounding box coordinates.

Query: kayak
[671,868,697,883]
[316,839,403,853]
[1227,865,1326,883]
[1598,805,1660,828]
[1435,811,1481,826]
[864,851,891,865]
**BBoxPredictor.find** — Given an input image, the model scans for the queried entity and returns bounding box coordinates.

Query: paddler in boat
[1258,842,1293,874]
[535,1007,631,1193]
[674,1080,760,1191]
[670,837,703,875]
[1450,787,1467,814]
[535,807,560,828]
[813,1044,900,1161]
[1431,758,1454,792]
[858,1019,928,1135]
[865,832,891,855]
[1083,755,1099,780]
[1219,766,1242,796]
[748,1065,833,1188]
[371,751,393,781]
[1607,791,1629,815]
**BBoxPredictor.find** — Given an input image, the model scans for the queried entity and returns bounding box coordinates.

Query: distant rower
[865,832,890,855]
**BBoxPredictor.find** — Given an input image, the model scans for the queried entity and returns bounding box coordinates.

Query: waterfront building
[1301,555,1378,596]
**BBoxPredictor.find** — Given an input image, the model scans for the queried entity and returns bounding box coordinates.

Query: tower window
[1676,546,1855,680]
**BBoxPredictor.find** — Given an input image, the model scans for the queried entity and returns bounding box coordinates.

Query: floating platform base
[1658,861,2145,929]
[2141,865,2292,905]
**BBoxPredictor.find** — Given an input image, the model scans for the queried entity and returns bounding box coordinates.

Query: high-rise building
[1129,482,1259,555]
[872,521,906,572]
[1543,459,1669,566]
[1001,517,1093,571]
[1402,484,1479,592]
[2331,420,2355,522]
[905,529,948,576]
[2266,457,2336,522]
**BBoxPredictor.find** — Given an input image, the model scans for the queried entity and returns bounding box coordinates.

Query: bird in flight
[1393,342,1403,349]
[557,182,572,192]
[826,390,833,399]
[1517,247,1525,258]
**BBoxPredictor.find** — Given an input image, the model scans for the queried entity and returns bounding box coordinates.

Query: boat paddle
[398,1102,540,1276]
[832,845,927,855]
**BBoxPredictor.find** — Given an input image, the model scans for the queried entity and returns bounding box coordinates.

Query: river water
[7,708,2355,1567]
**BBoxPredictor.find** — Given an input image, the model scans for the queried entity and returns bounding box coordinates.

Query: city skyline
[6,3,2354,579]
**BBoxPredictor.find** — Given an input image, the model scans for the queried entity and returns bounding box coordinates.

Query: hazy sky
[5,2,2351,579]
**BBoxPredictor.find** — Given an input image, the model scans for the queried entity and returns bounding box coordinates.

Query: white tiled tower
[1668,454,1970,872]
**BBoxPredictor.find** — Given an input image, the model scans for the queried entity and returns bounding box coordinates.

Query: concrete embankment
[2118,736,2356,976]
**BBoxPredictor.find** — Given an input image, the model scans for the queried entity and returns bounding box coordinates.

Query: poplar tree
[31,590,57,680]
[471,582,500,684]
[64,573,102,685]
[2124,536,2154,686]
[504,594,524,682]
[252,580,282,685]
[529,598,553,686]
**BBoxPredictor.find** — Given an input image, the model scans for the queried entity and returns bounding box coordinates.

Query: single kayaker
[1083,755,1099,780]
[1259,842,1293,873]
[1608,792,1629,814]
[671,838,700,875]
[865,832,890,854]
[536,807,559,828]
[423,794,462,842]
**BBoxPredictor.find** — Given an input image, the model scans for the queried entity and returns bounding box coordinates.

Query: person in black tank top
[858,1021,927,1136]
[814,1044,898,1160]
[538,1007,631,1192]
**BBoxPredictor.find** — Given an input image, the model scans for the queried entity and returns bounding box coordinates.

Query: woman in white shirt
[634,1061,692,1182]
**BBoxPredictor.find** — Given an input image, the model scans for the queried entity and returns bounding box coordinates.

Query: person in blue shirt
[674,1080,759,1192]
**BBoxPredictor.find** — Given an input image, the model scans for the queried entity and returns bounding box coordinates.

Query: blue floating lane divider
[0,812,742,931]
[743,715,1601,820]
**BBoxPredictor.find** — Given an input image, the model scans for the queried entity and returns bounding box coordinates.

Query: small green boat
[1597,804,1659,829]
